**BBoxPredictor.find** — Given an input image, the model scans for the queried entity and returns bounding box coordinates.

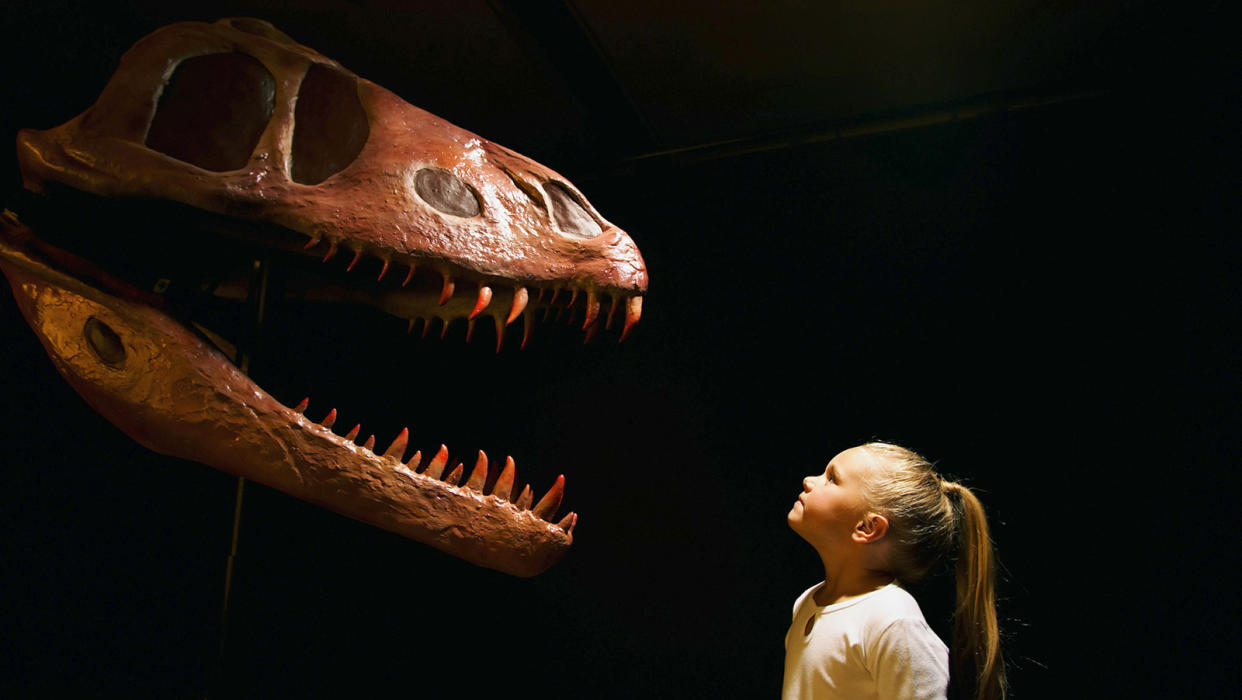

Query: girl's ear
[853,513,889,544]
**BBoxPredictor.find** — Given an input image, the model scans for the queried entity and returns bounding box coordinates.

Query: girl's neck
[813,564,895,607]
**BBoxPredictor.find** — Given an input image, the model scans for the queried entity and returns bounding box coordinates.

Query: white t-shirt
[782,582,948,700]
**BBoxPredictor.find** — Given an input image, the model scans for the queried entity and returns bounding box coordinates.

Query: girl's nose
[803,477,814,492]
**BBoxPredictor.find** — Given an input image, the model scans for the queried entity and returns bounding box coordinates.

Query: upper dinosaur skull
[1,18,648,577]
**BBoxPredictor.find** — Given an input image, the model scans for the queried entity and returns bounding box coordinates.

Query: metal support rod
[211,253,271,696]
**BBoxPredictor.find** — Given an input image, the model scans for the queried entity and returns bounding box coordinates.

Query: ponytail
[942,481,1005,700]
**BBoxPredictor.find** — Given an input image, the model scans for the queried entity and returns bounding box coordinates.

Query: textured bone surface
[16,17,648,294]
[3,17,648,577]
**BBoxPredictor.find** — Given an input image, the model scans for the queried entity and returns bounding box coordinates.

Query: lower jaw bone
[0,224,573,577]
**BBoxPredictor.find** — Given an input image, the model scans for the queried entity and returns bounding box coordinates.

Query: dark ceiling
[5,1,1232,182]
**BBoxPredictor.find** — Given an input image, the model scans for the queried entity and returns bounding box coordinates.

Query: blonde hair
[861,442,1006,700]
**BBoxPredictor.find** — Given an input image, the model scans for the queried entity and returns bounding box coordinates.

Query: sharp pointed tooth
[362,434,375,451]
[466,318,476,342]
[535,287,547,304]
[383,427,409,460]
[293,397,309,414]
[606,295,620,330]
[320,408,338,429]
[466,451,488,491]
[377,259,391,282]
[405,450,422,469]
[424,444,448,479]
[584,322,599,344]
[346,247,364,272]
[493,456,515,501]
[344,424,360,441]
[568,287,579,308]
[403,263,416,287]
[407,319,416,335]
[303,235,321,250]
[507,287,529,325]
[440,317,452,339]
[469,285,493,319]
[515,485,533,510]
[521,309,535,350]
[322,239,339,263]
[422,317,433,338]
[533,475,565,521]
[556,511,577,533]
[549,288,561,306]
[445,462,464,485]
[439,273,455,305]
[494,315,505,353]
[621,296,643,342]
[582,289,600,329]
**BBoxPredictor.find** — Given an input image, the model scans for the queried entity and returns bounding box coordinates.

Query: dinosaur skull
[2,18,648,577]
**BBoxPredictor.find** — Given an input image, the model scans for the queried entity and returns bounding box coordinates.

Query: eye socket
[83,317,126,368]
[545,182,602,239]
[415,168,481,218]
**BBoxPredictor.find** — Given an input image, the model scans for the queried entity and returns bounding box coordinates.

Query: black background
[2,2,1238,697]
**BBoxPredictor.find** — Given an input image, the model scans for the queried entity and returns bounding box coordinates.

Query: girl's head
[856,441,957,583]
[791,441,1006,700]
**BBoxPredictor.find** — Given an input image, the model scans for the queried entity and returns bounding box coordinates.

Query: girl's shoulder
[855,584,931,626]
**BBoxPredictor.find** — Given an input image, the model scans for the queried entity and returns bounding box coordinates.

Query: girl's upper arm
[871,618,949,700]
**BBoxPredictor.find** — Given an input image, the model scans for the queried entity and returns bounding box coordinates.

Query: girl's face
[788,446,882,550]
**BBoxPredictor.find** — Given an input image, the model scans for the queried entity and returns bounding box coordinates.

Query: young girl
[783,442,1005,700]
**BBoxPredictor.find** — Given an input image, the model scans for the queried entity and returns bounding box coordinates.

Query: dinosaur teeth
[621,296,642,342]
[493,456,516,500]
[402,263,416,287]
[383,427,409,460]
[377,258,391,282]
[405,449,422,469]
[322,239,339,263]
[507,287,528,325]
[556,512,577,533]
[466,317,476,342]
[514,485,533,510]
[583,322,598,344]
[583,289,600,330]
[439,273,454,305]
[469,284,492,319]
[444,462,464,485]
[293,397,309,413]
[521,309,535,350]
[320,408,338,429]
[466,451,488,491]
[344,423,361,441]
[346,247,364,272]
[606,295,620,330]
[361,434,376,451]
[532,475,565,521]
[424,444,449,479]
[303,235,321,250]
[494,315,505,353]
